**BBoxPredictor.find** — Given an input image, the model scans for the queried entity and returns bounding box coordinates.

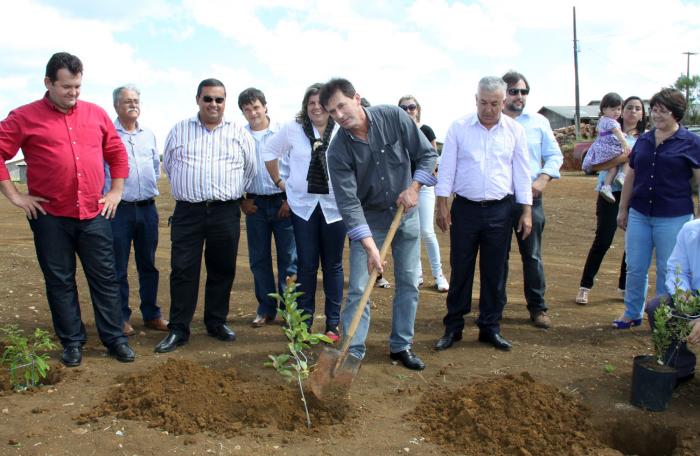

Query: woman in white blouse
[262,83,346,341]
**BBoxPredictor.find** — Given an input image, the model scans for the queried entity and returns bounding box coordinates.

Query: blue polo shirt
[629,127,700,217]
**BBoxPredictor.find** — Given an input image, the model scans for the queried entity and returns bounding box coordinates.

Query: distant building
[537,104,601,130]
[5,158,27,184]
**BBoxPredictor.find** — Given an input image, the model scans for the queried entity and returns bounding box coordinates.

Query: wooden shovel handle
[336,205,406,366]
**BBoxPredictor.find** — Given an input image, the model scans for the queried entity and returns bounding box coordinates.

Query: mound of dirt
[411,372,611,455]
[76,359,351,436]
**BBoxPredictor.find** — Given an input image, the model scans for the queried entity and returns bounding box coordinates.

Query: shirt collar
[190,113,230,129]
[244,116,279,135]
[468,112,505,129]
[42,91,78,115]
[114,118,142,134]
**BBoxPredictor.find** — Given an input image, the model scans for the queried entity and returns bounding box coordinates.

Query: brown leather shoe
[123,321,135,336]
[144,317,169,331]
[531,311,552,329]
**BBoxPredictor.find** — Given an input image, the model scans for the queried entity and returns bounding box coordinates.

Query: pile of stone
[553,123,596,146]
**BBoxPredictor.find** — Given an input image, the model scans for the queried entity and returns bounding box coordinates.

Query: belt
[119,199,155,207]
[246,192,286,200]
[455,194,513,207]
[177,199,241,207]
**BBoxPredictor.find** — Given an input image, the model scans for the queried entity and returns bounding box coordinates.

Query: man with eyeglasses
[500,71,563,330]
[106,85,168,337]
[0,52,135,366]
[155,78,256,353]
[434,76,532,352]
[237,87,297,328]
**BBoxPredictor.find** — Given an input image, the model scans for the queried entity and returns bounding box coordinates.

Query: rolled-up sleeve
[539,119,563,180]
[327,137,371,241]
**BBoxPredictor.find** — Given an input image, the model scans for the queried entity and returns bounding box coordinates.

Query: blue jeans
[28,213,126,348]
[291,204,345,330]
[343,209,420,358]
[623,208,692,320]
[111,202,160,322]
[646,294,696,379]
[245,196,297,318]
[417,185,443,279]
[502,196,547,315]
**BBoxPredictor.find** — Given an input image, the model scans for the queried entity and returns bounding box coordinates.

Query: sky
[1,0,699,151]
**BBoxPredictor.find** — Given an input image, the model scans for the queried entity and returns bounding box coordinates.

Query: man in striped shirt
[155,78,256,353]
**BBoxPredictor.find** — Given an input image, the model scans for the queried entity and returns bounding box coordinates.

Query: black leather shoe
[207,324,236,342]
[61,346,82,367]
[478,331,512,351]
[154,332,188,353]
[389,349,426,370]
[109,343,135,362]
[434,331,463,351]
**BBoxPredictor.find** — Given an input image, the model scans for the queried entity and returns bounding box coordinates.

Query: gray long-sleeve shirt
[327,105,437,240]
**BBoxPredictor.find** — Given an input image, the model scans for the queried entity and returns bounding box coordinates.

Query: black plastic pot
[630,355,677,411]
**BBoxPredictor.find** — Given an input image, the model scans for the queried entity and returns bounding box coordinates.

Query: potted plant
[630,284,700,411]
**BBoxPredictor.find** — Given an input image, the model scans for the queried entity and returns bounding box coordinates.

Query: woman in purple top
[615,88,700,329]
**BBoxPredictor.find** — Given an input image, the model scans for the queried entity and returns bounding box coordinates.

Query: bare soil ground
[1,174,699,455]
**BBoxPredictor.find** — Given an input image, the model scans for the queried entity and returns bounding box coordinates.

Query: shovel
[309,205,405,400]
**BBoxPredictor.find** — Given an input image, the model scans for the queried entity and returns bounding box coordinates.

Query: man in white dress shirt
[155,78,256,353]
[434,76,532,352]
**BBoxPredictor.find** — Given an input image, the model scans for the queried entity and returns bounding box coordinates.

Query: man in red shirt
[0,52,136,367]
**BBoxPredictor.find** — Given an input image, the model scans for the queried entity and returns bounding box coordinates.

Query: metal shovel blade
[309,346,362,399]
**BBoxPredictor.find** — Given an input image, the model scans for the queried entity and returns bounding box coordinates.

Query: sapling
[652,269,700,365]
[265,278,331,428]
[1,324,57,389]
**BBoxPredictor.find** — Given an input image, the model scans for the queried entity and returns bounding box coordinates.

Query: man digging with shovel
[321,78,437,379]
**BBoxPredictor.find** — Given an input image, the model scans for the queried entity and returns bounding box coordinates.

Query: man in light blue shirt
[501,71,563,330]
[237,88,297,327]
[646,218,700,387]
[105,85,167,335]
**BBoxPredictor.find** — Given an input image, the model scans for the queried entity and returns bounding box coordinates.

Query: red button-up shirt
[0,94,128,219]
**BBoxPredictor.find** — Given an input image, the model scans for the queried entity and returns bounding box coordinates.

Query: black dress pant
[443,195,514,334]
[169,200,241,336]
[28,213,126,348]
[579,192,626,290]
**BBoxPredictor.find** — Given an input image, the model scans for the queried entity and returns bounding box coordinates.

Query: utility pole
[682,51,697,102]
[573,7,581,138]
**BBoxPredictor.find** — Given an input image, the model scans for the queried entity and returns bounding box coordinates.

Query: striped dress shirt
[163,115,256,202]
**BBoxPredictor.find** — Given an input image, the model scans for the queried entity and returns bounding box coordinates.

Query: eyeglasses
[400,104,417,112]
[507,88,529,96]
[651,106,671,115]
[202,96,225,104]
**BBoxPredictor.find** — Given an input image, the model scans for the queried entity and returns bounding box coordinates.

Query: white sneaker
[614,172,625,187]
[417,276,424,288]
[375,276,391,288]
[435,274,449,292]
[617,288,625,299]
[600,185,616,203]
[576,287,590,305]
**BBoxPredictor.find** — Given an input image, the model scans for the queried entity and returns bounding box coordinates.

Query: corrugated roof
[538,106,601,119]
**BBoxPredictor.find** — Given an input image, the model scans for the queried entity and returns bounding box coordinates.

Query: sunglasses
[202,96,225,104]
[400,104,417,112]
[507,88,530,96]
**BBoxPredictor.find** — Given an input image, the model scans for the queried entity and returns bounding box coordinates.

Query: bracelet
[275,178,283,187]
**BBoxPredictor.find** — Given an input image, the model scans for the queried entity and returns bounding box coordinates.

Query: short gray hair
[112,84,140,107]
[477,76,507,95]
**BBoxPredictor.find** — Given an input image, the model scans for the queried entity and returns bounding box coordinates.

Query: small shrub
[1,325,57,390]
